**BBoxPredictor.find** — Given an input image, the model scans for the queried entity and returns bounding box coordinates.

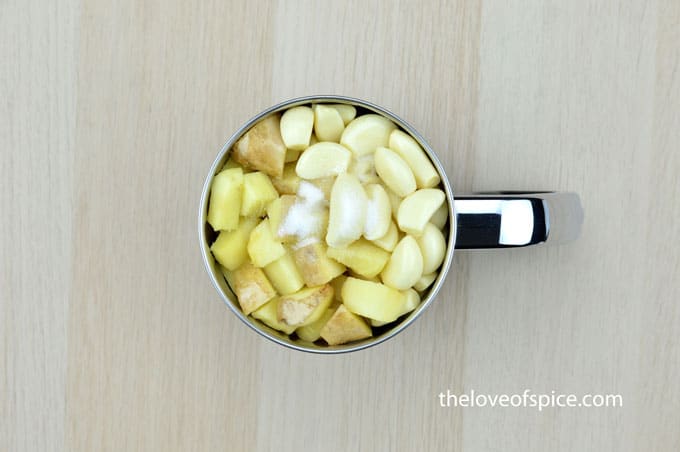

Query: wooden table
[3,1,679,450]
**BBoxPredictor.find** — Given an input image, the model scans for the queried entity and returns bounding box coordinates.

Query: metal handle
[453,192,583,249]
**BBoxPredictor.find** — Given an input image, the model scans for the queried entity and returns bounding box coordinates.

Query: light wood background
[2,1,679,451]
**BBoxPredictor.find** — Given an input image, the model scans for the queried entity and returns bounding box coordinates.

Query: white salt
[364,195,378,235]
[326,173,367,247]
[352,155,378,183]
[277,181,328,245]
[296,181,325,206]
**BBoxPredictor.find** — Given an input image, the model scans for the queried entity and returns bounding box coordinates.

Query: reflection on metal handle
[454,192,583,249]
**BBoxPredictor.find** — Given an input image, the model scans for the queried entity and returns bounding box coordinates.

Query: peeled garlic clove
[340,114,396,156]
[313,104,345,142]
[414,272,437,291]
[415,223,446,274]
[371,219,399,252]
[400,288,421,314]
[374,147,417,197]
[280,106,314,151]
[381,235,423,290]
[384,186,402,220]
[388,130,441,188]
[363,184,391,240]
[329,104,357,125]
[326,173,367,248]
[295,142,351,179]
[397,189,446,237]
[430,202,449,229]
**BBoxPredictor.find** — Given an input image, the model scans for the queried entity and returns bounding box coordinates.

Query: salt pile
[278,181,327,247]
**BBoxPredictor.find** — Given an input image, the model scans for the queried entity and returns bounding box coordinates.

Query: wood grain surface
[2,1,679,451]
